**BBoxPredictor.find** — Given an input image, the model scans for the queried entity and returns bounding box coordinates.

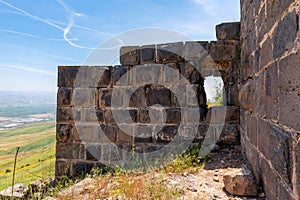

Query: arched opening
[204,76,224,108]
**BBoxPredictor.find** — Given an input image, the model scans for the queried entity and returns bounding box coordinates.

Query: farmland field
[0,122,56,190]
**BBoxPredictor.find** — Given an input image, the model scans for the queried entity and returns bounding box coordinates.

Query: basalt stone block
[252,74,266,117]
[265,63,278,121]
[55,160,71,176]
[100,125,118,143]
[57,87,72,106]
[111,65,131,85]
[102,144,122,162]
[183,41,209,61]
[216,22,241,40]
[127,87,147,108]
[180,62,203,84]
[279,53,300,132]
[118,124,134,143]
[139,108,166,124]
[72,162,94,176]
[72,88,97,107]
[239,81,253,112]
[259,37,273,70]
[165,108,181,124]
[183,107,203,123]
[145,85,174,107]
[209,41,240,61]
[157,42,184,63]
[75,66,111,88]
[135,125,153,143]
[133,64,164,85]
[83,108,104,123]
[261,158,279,200]
[120,46,140,65]
[107,109,138,124]
[269,126,293,186]
[246,114,257,147]
[164,63,180,84]
[75,124,101,143]
[219,123,240,145]
[56,107,81,122]
[155,125,178,143]
[273,10,297,59]
[223,166,257,196]
[57,123,73,142]
[266,0,294,34]
[56,142,84,159]
[99,89,114,108]
[206,106,239,124]
[58,66,79,87]
[140,45,156,64]
[86,144,101,161]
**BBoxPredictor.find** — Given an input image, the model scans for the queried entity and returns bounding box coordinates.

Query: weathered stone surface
[223,166,258,196]
[72,162,94,176]
[183,41,209,61]
[72,88,97,107]
[180,62,203,84]
[216,22,240,40]
[252,74,266,117]
[0,183,25,199]
[74,124,101,142]
[58,66,79,87]
[273,10,297,59]
[56,107,81,122]
[120,46,140,65]
[279,53,300,132]
[102,144,122,162]
[265,63,278,121]
[100,125,117,143]
[165,108,181,124]
[146,85,174,107]
[261,157,278,200]
[258,120,293,185]
[219,123,240,145]
[55,160,71,176]
[266,0,294,35]
[98,89,112,108]
[164,63,180,84]
[135,125,153,143]
[127,87,147,108]
[246,114,257,147]
[155,125,178,143]
[86,144,101,161]
[206,106,239,124]
[57,123,73,142]
[238,80,253,112]
[118,124,134,143]
[140,45,156,64]
[209,41,240,61]
[111,65,131,85]
[157,42,184,63]
[133,64,164,85]
[57,87,72,106]
[56,142,84,159]
[259,37,272,70]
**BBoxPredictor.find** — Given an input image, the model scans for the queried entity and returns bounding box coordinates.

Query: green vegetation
[0,122,56,190]
[207,80,223,108]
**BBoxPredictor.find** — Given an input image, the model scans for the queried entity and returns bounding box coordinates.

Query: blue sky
[0,0,239,92]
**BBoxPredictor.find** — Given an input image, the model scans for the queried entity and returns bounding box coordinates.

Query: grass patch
[0,122,55,190]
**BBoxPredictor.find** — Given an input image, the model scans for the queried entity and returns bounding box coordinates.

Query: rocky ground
[55,145,266,200]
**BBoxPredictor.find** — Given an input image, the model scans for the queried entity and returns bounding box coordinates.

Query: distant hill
[0,91,56,129]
